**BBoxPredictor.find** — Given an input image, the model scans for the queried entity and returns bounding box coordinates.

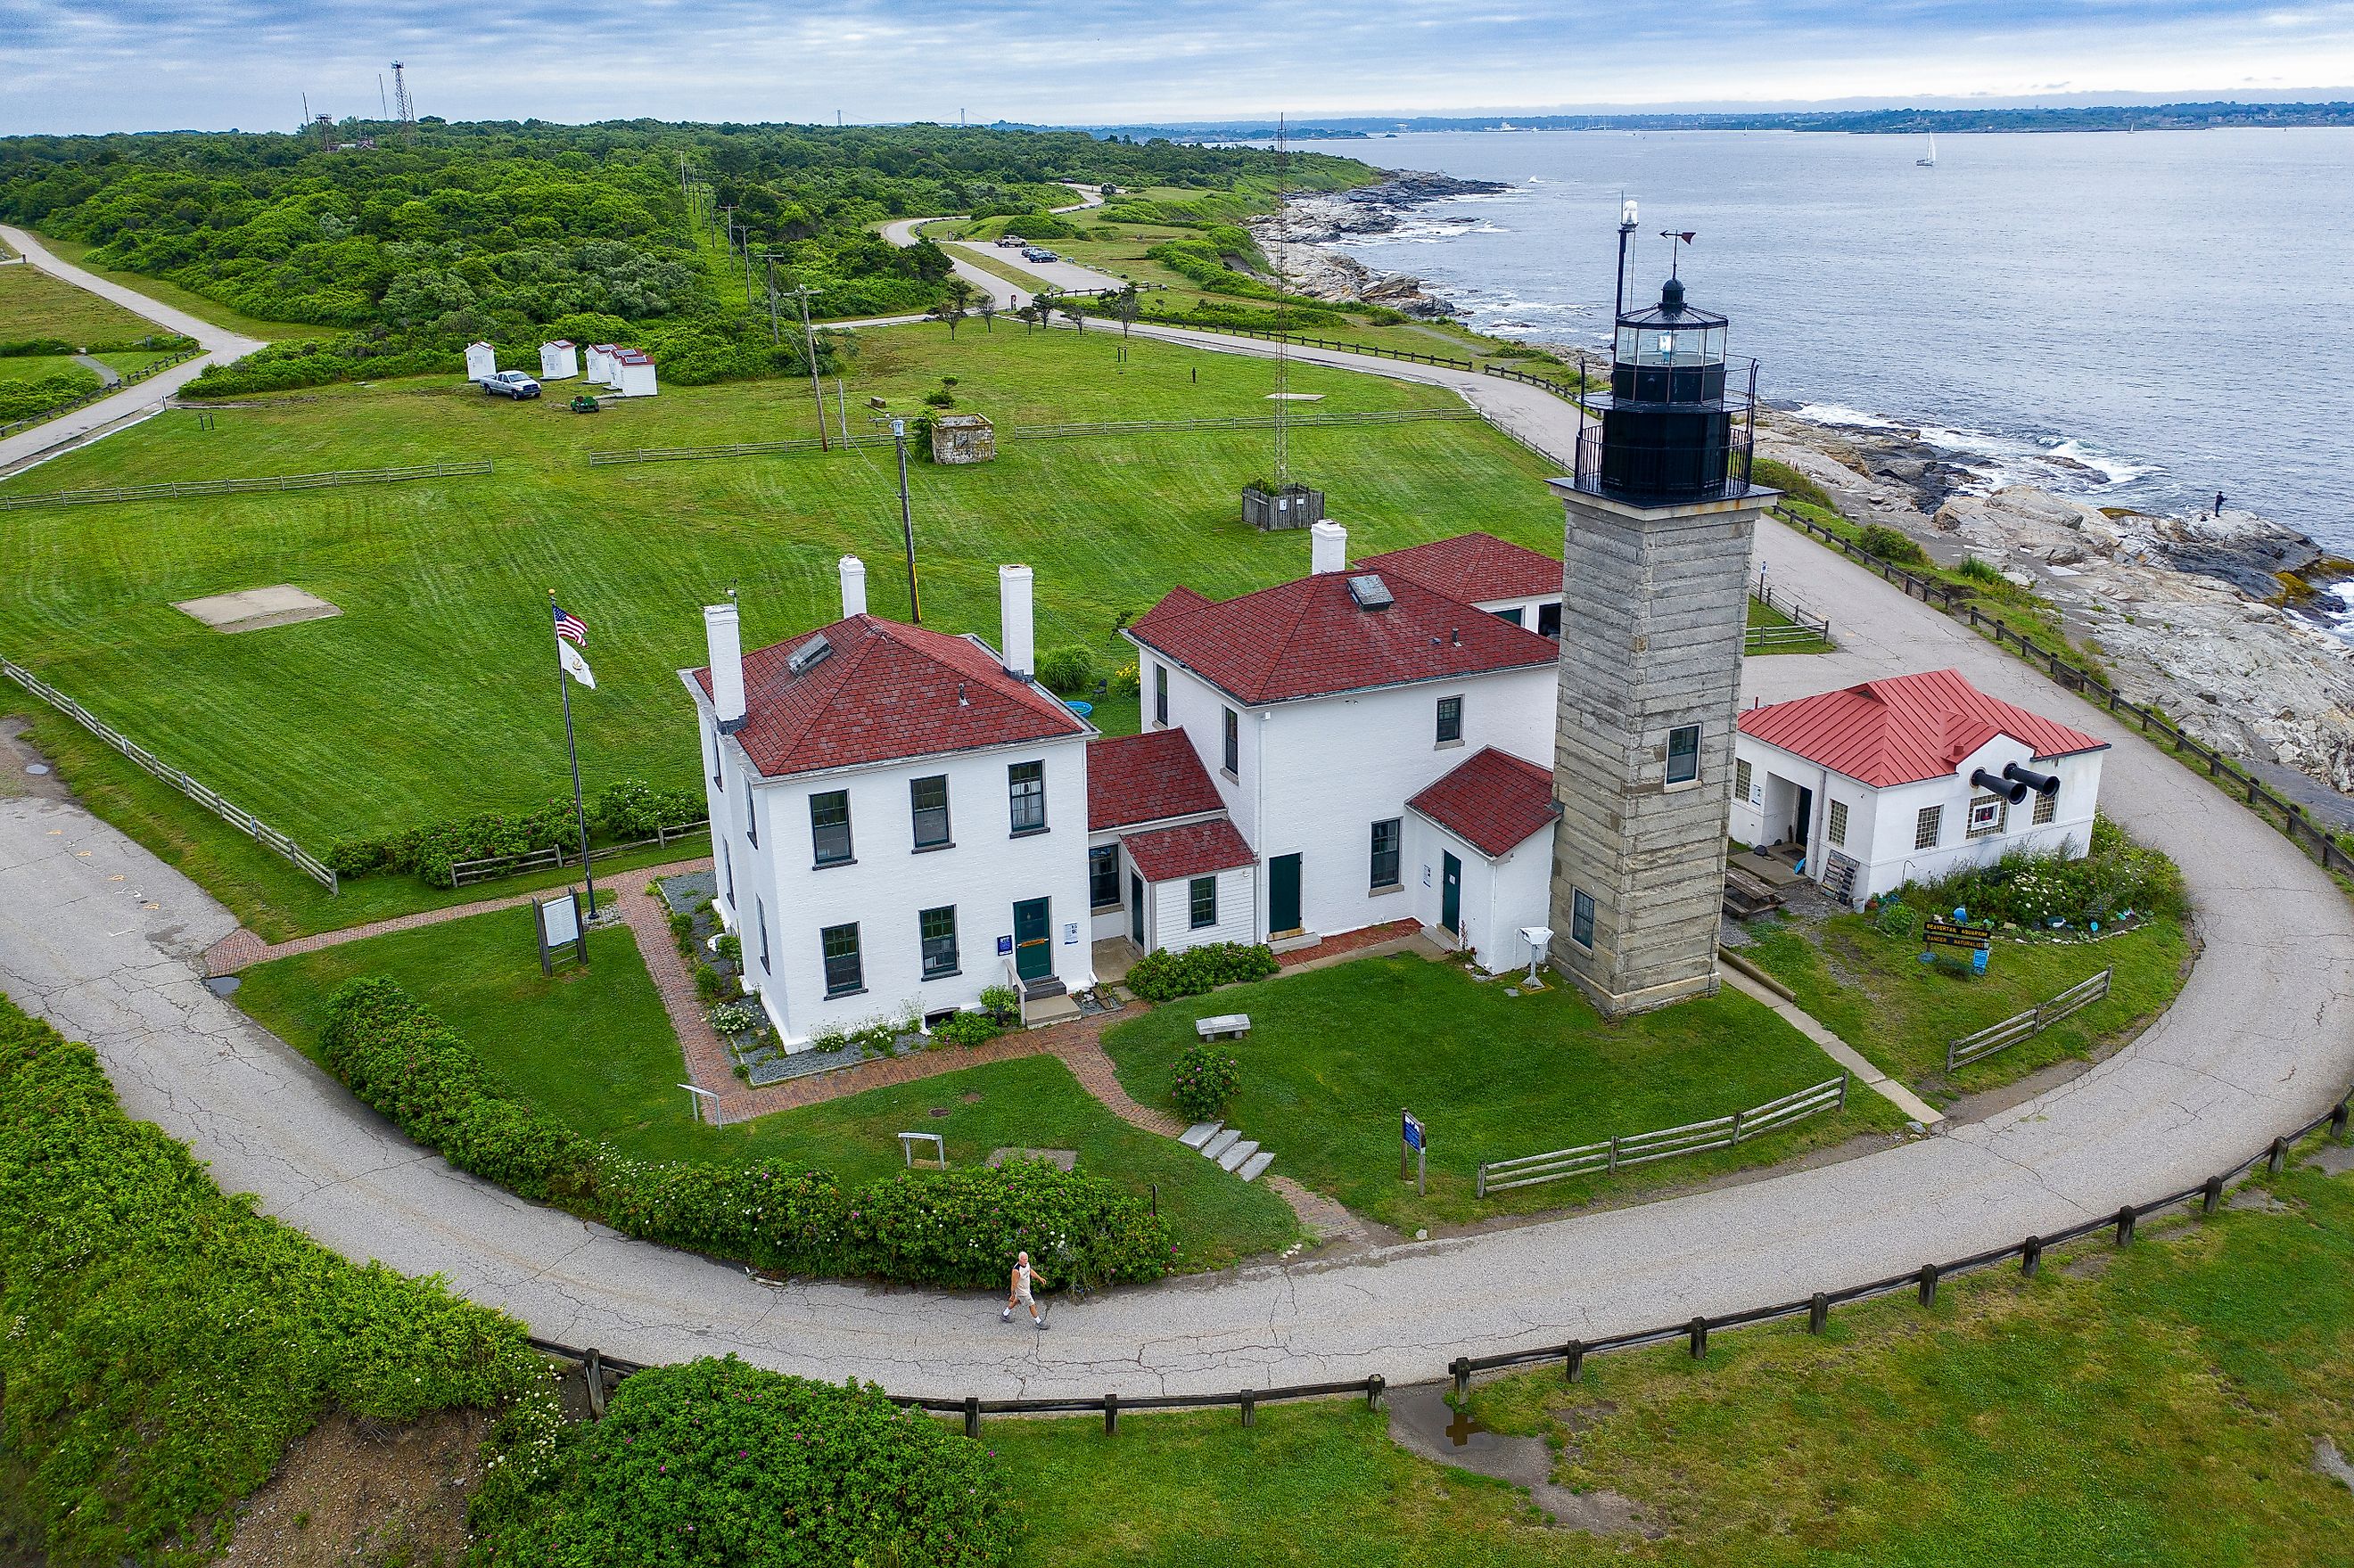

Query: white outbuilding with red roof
[1731,668,2109,907]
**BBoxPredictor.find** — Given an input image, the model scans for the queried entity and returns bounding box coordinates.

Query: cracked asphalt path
[4,362,2350,1399]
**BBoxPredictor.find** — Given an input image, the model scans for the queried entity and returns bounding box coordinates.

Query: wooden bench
[1195,1014,1250,1041]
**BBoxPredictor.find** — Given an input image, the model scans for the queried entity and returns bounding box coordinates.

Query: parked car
[1024,248,1059,263]
[481,370,540,399]
[997,234,1025,248]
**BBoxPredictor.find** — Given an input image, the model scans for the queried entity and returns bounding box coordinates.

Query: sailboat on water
[1916,132,1938,168]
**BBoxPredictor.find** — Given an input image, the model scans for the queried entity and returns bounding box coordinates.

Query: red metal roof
[1357,532,1562,605]
[1406,747,1559,858]
[1128,571,1558,705]
[1087,729,1225,831]
[691,614,1086,779]
[1122,817,1256,883]
[1737,668,2108,789]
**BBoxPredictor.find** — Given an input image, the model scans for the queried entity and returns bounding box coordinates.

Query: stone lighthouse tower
[1545,259,1775,1017]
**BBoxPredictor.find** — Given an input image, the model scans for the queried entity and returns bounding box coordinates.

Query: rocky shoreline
[1759,417,2354,808]
[1254,170,1508,319]
[1268,173,2354,813]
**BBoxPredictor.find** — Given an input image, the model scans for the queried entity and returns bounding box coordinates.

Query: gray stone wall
[1544,482,1770,1016]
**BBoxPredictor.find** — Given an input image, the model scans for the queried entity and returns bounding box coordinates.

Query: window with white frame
[1666,725,1700,785]
[1189,876,1218,929]
[1914,805,1942,850]
[1827,799,1848,846]
[1967,794,2006,839]
[2032,789,2057,825]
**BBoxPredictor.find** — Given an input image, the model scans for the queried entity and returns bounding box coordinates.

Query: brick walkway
[612,869,733,1118]
[202,858,714,975]
[1275,918,1423,969]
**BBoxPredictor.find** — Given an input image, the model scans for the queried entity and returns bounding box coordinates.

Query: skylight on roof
[786,634,834,677]
[1346,574,1394,612]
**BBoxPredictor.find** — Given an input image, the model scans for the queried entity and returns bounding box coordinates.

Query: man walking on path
[1003,1251,1049,1329]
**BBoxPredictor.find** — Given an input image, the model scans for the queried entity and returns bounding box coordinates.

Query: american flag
[553,603,588,646]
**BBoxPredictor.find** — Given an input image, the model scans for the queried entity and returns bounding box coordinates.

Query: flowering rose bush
[321,979,1176,1287]
[1170,1045,1239,1122]
[473,1355,1014,1568]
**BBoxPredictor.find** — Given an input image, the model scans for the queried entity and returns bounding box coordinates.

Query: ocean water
[1310,128,2354,549]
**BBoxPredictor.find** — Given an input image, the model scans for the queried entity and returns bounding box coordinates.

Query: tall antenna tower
[390,62,416,144]
[1272,111,1290,491]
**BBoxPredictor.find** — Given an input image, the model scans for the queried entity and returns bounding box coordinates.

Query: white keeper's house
[1729,667,2109,906]
[683,522,1583,1048]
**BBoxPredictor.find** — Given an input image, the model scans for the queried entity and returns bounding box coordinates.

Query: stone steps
[1178,1120,1274,1182]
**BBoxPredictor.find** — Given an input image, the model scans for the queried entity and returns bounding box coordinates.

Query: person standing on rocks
[2215,491,2227,518]
[1003,1251,1049,1329]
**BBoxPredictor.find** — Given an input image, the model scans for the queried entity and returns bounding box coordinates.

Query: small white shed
[539,340,580,380]
[585,343,619,383]
[613,349,658,398]
[463,341,497,382]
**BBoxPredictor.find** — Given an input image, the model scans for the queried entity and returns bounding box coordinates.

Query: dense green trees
[0,122,1369,394]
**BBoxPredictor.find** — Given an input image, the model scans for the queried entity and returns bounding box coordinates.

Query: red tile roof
[1357,532,1562,605]
[689,614,1086,779]
[1121,817,1257,883]
[1087,729,1226,831]
[1406,747,1559,858]
[1128,571,1558,705]
[1737,668,2108,789]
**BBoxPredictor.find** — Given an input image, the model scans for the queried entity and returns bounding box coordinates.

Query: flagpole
[551,590,597,927]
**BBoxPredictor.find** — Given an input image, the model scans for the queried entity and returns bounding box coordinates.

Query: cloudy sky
[7,0,2354,133]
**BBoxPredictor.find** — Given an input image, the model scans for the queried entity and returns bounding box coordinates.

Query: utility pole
[891,419,921,623]
[761,255,780,344]
[786,283,830,450]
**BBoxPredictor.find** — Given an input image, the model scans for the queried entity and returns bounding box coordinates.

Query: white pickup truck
[480,369,540,399]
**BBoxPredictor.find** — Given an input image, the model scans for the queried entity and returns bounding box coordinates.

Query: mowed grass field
[0,324,1560,866]
[0,254,160,342]
[23,233,340,341]
[234,902,1299,1270]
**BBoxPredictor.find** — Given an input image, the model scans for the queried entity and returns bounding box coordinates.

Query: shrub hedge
[321,979,1177,1288]
[327,777,704,883]
[1892,816,2188,929]
[0,992,545,1565]
[472,1355,1013,1568]
[1125,941,1280,1002]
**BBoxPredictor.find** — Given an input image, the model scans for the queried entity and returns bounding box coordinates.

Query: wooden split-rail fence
[1947,967,2113,1071]
[1,657,337,891]
[447,818,711,888]
[1475,1073,1849,1196]
[0,457,493,510]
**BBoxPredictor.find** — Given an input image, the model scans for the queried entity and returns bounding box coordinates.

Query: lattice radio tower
[390,62,416,145]
[1272,111,1290,490]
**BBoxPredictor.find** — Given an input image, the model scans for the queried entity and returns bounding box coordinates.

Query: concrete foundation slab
[173,584,341,634]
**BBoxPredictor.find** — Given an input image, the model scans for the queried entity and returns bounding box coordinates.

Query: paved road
[4,311,2350,1400]
[0,225,266,474]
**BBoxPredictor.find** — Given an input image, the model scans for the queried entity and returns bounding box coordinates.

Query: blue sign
[996,934,1014,956]
[1402,1112,1425,1152]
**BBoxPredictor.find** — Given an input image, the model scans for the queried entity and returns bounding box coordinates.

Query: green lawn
[0,324,1554,876]
[0,353,97,388]
[0,254,160,342]
[988,1149,2354,1566]
[1740,913,2190,1095]
[26,233,340,341]
[1101,955,1904,1231]
[235,902,1296,1270]
[1744,593,1833,655]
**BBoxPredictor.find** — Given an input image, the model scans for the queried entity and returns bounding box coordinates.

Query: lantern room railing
[1572,357,1761,504]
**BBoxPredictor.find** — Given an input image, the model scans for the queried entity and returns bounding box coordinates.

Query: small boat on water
[1916,132,1938,168]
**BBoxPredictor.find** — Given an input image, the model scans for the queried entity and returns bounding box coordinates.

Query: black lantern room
[1577,273,1758,504]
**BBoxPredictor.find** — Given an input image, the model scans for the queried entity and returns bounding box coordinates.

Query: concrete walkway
[4,314,2351,1400]
[1720,969,1945,1127]
[0,225,266,476]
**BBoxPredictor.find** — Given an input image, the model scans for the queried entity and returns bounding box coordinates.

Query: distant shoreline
[1072,103,2354,141]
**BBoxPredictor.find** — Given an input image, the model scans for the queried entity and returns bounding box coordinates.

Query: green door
[1270,853,1303,935]
[1013,898,1051,981]
[1440,852,1462,935]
